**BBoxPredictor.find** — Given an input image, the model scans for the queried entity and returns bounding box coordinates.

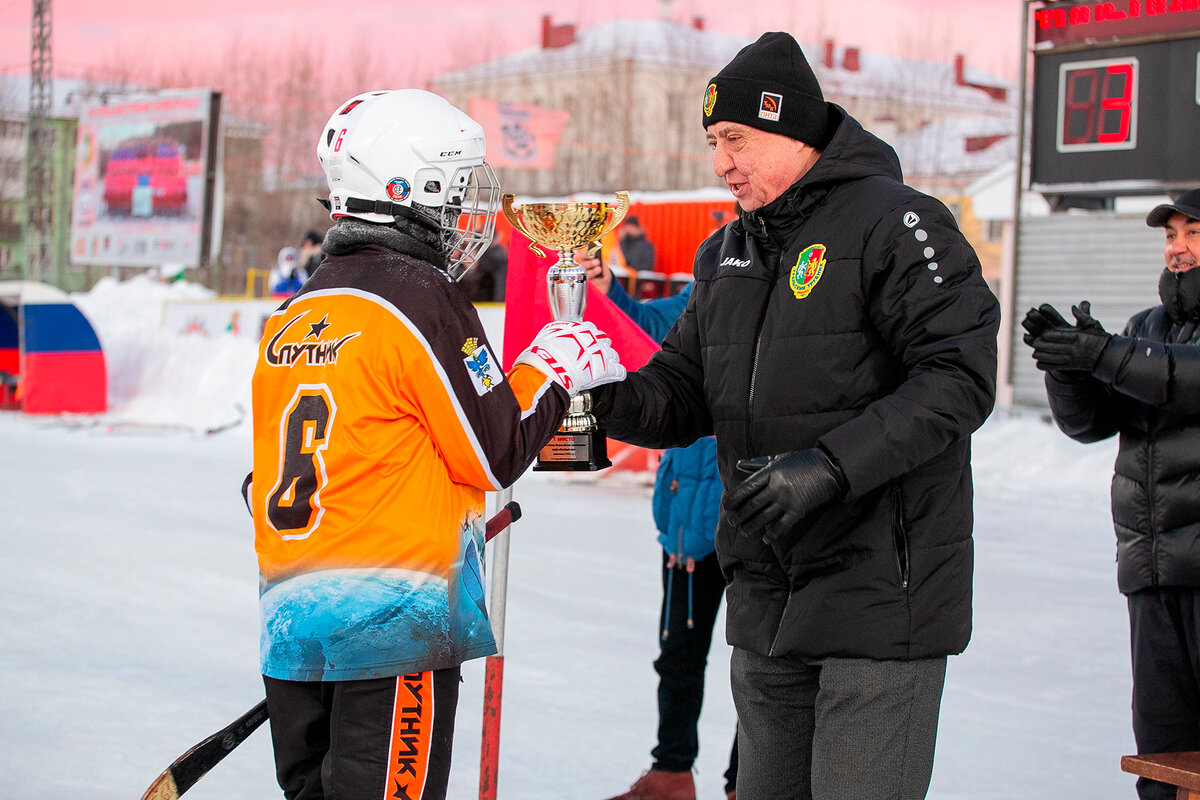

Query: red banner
[469,98,570,170]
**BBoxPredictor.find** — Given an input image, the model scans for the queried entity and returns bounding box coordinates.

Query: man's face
[1164,211,1200,273]
[706,122,820,212]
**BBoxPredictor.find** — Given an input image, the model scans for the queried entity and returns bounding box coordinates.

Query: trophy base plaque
[533,391,611,471]
[533,428,611,472]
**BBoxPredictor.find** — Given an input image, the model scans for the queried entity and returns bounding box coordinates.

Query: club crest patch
[704,83,718,117]
[790,244,827,299]
[386,177,411,202]
[462,338,502,394]
[759,92,782,122]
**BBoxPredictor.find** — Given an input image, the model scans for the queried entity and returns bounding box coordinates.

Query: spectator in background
[1023,188,1200,800]
[583,252,738,800]
[620,215,657,272]
[299,229,324,277]
[268,246,307,297]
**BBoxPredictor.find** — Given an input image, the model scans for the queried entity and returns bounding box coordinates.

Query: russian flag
[0,281,107,415]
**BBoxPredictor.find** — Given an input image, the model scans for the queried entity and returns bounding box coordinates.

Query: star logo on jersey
[305,315,331,339]
[790,244,827,300]
[462,338,503,394]
[265,311,361,367]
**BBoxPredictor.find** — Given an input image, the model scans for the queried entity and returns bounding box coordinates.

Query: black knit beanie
[702,31,830,149]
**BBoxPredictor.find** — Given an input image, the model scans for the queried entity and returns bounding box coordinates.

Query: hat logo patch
[759,92,783,122]
[386,177,411,202]
[790,244,827,300]
[704,83,718,117]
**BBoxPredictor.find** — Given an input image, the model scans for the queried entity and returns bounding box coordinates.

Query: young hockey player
[245,89,624,800]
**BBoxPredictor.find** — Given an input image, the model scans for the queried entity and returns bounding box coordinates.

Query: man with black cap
[1023,188,1200,800]
[588,31,1000,800]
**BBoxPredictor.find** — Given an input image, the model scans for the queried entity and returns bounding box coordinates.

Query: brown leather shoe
[602,769,696,800]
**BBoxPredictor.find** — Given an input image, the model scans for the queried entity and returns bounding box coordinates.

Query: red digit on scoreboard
[1063,67,1098,144]
[1098,61,1134,144]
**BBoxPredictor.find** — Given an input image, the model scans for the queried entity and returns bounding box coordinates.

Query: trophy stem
[546,254,587,324]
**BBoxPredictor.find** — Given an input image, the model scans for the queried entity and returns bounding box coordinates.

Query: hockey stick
[485,500,522,543]
[139,699,268,800]
[138,501,522,800]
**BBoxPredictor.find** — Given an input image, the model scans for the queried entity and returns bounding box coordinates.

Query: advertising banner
[70,90,222,268]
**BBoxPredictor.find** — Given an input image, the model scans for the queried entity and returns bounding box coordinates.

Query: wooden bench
[1122,752,1200,798]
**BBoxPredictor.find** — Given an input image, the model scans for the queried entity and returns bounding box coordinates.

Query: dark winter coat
[1043,298,1200,594]
[592,105,1000,660]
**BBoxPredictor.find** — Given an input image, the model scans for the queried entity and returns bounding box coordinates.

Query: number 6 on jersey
[267,386,335,539]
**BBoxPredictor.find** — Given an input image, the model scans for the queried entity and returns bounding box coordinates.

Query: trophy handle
[501,193,547,259]
[599,191,631,243]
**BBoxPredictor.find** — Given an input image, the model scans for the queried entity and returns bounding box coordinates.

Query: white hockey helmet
[316,89,500,279]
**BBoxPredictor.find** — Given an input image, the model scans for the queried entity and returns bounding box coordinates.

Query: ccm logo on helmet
[440,150,463,157]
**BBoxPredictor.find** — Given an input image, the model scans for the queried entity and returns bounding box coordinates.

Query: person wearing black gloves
[588,31,1000,800]
[1023,188,1200,800]
[724,449,845,545]
[1024,301,1111,375]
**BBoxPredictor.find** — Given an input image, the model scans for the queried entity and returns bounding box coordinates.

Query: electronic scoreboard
[1029,0,1200,195]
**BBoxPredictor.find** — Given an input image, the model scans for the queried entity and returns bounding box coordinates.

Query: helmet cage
[439,162,500,280]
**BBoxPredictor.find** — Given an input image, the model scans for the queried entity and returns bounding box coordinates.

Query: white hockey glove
[514,320,626,396]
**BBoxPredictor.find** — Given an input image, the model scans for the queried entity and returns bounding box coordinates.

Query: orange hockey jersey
[250,242,567,681]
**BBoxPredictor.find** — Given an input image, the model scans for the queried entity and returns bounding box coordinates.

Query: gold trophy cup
[503,191,630,471]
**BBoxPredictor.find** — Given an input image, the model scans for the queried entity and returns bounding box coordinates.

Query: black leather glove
[1021,303,1071,348]
[1030,301,1111,374]
[723,448,845,544]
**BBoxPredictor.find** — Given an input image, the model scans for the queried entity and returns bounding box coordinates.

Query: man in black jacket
[589,32,1000,800]
[1024,188,1200,800]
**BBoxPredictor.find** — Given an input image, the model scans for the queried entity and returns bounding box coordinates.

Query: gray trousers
[730,647,947,800]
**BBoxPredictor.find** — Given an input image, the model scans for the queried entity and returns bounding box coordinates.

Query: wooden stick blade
[139,700,269,800]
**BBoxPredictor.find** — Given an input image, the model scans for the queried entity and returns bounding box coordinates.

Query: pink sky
[0,0,1023,85]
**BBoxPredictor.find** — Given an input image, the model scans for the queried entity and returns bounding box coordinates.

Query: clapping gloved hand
[1022,300,1111,375]
[514,320,625,396]
[723,448,846,545]
[1020,303,1071,345]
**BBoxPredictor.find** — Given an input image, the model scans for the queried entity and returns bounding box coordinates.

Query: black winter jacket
[1044,301,1200,594]
[592,106,1000,660]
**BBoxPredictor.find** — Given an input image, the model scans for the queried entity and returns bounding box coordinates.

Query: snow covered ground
[0,276,1139,799]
